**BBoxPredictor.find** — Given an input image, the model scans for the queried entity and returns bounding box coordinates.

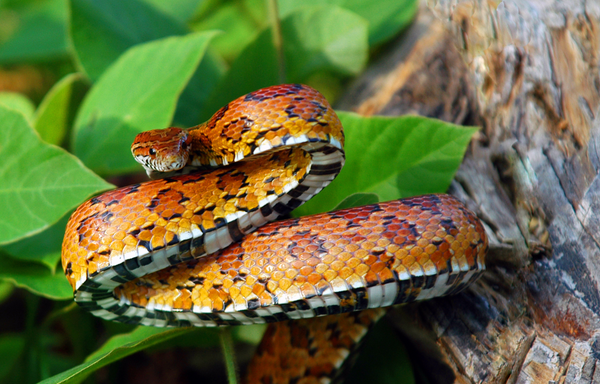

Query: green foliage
[0,1,478,383]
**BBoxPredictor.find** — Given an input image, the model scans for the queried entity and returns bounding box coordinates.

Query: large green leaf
[0,92,35,123]
[190,0,267,61]
[70,0,187,81]
[199,5,368,121]
[278,0,418,45]
[0,106,112,244]
[72,31,216,175]
[0,0,69,63]
[34,73,89,146]
[143,0,203,23]
[39,327,195,384]
[0,252,72,299]
[2,213,71,270]
[294,113,478,216]
[281,5,368,80]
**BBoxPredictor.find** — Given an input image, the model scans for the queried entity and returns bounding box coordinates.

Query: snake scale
[61,84,487,383]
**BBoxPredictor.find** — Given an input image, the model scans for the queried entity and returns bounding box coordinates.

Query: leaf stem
[266,0,285,83]
[220,327,239,384]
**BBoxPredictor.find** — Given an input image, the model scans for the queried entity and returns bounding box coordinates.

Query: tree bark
[337,0,600,382]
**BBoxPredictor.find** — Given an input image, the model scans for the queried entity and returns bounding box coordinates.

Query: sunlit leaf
[294,113,477,216]
[0,252,72,299]
[39,327,195,384]
[199,5,368,121]
[34,73,88,146]
[0,106,112,244]
[73,32,216,175]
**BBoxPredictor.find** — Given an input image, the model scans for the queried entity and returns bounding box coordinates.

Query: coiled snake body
[62,84,487,382]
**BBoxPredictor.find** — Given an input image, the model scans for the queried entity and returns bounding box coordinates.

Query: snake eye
[149,148,156,156]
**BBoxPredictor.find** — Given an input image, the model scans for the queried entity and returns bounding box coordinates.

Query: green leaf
[0,334,25,381]
[39,327,195,384]
[0,106,112,244]
[190,0,266,61]
[282,5,368,80]
[73,31,217,175]
[70,0,187,81]
[0,92,35,123]
[34,73,89,146]
[345,319,416,384]
[199,5,368,121]
[198,28,279,121]
[2,212,71,270]
[0,251,72,299]
[0,0,69,63]
[294,113,478,216]
[333,193,379,210]
[172,48,226,127]
[278,0,418,45]
[143,0,203,23]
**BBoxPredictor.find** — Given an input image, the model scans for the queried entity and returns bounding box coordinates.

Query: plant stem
[220,327,239,384]
[266,0,285,83]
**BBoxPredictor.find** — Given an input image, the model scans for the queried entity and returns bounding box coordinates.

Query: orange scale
[278,278,292,291]
[314,263,329,274]
[251,284,265,296]
[322,269,338,282]
[344,244,360,253]
[401,254,416,267]
[110,240,124,252]
[346,257,361,269]
[425,244,438,255]
[363,254,378,265]
[118,220,134,231]
[336,252,351,263]
[276,262,290,271]
[371,261,388,273]
[462,240,473,252]
[328,246,343,256]
[299,266,313,276]
[354,249,369,259]
[306,257,321,267]
[355,263,370,277]
[271,270,285,281]
[307,272,323,285]
[263,264,275,274]
[284,266,299,279]
[300,282,317,297]
[338,266,354,280]
[416,238,430,248]
[410,247,424,257]
[320,254,336,265]
[255,258,268,268]
[364,270,380,287]
[239,285,253,298]
[361,241,375,251]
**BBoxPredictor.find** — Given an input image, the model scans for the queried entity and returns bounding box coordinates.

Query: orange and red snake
[61,84,487,382]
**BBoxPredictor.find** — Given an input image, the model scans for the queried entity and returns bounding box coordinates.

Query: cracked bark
[337,0,600,382]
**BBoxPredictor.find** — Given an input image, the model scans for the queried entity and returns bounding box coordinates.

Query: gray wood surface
[338,0,600,382]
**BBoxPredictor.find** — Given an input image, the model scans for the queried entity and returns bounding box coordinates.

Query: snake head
[131,127,192,178]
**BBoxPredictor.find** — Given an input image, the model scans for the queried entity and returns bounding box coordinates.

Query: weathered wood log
[337,0,600,382]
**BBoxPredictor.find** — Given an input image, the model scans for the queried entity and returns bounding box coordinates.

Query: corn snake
[61,84,487,382]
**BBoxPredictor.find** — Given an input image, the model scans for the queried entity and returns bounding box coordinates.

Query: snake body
[61,84,487,380]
